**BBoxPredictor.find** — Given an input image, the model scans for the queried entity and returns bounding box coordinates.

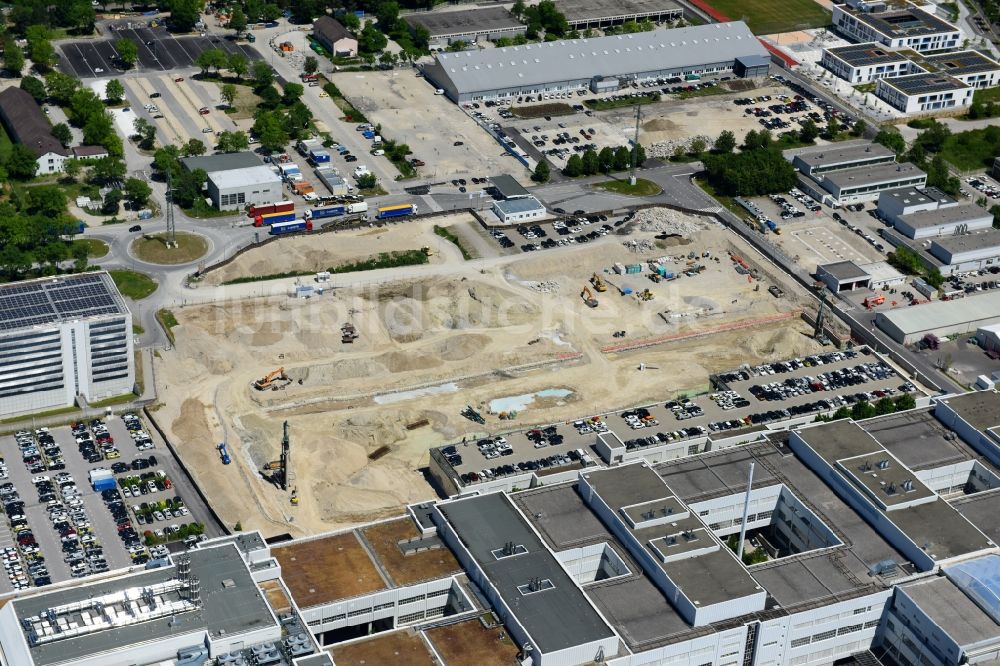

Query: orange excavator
[581,286,598,308]
[254,367,288,391]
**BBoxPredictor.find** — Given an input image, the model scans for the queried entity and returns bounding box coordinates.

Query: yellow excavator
[254,367,287,391]
[639,289,655,301]
[590,272,608,292]
[290,487,300,505]
[581,285,598,308]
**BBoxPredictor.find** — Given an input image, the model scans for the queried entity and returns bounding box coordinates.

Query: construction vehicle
[648,273,661,283]
[217,443,231,465]
[581,286,599,308]
[263,461,282,471]
[422,246,434,256]
[254,368,287,391]
[639,289,655,301]
[341,323,359,344]
[290,487,299,505]
[863,294,886,310]
[461,405,486,424]
[590,273,607,292]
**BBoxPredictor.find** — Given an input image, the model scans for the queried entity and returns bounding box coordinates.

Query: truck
[247,201,294,218]
[217,443,231,465]
[278,163,301,180]
[297,139,321,155]
[348,202,368,214]
[305,205,346,220]
[269,219,313,235]
[309,149,331,164]
[254,211,296,227]
[376,203,417,219]
[291,181,314,196]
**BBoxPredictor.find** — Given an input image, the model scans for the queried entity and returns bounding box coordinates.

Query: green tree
[26,26,56,71]
[27,186,66,217]
[228,52,249,79]
[991,204,1000,228]
[152,145,182,178]
[282,82,304,106]
[252,111,289,152]
[284,102,313,138]
[359,22,388,54]
[63,158,82,182]
[220,83,237,108]
[893,393,916,411]
[8,144,39,180]
[532,160,550,183]
[102,188,123,214]
[874,396,895,416]
[257,84,281,109]
[357,172,377,189]
[184,138,206,156]
[376,1,400,32]
[598,146,615,172]
[20,75,47,102]
[3,38,24,76]
[303,55,318,75]
[851,400,876,420]
[124,178,152,208]
[851,119,867,137]
[45,71,81,105]
[216,130,250,153]
[262,4,282,22]
[511,0,526,18]
[823,115,841,140]
[612,146,631,171]
[874,128,906,155]
[799,118,819,144]
[90,156,127,186]
[133,116,156,150]
[52,122,72,147]
[172,168,207,208]
[927,154,960,196]
[563,153,583,176]
[702,146,797,196]
[196,47,227,74]
[688,137,707,156]
[714,130,736,154]
[252,60,274,90]
[168,0,201,32]
[115,38,138,69]
[105,78,125,103]
[228,7,247,35]
[581,149,599,175]
[411,24,431,51]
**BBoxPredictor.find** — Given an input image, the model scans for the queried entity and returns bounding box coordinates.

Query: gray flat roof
[792,141,896,169]
[0,272,129,333]
[437,493,615,653]
[427,22,767,94]
[180,151,262,173]
[491,174,531,199]
[661,549,763,607]
[862,409,979,470]
[825,42,910,67]
[586,576,695,650]
[820,260,870,281]
[17,544,277,666]
[851,6,959,38]
[953,494,1000,546]
[881,72,969,96]
[897,203,992,229]
[921,49,1000,76]
[495,196,545,214]
[877,290,1000,335]
[900,576,999,645]
[932,228,1000,255]
[512,484,613,550]
[825,162,925,190]
[209,165,281,189]
[938,391,1000,432]
[554,0,683,23]
[403,7,523,37]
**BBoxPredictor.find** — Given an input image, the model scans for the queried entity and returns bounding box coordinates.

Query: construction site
[154,207,833,536]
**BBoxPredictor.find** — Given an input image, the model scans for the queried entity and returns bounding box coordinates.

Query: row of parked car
[1,479,50,589]
[100,486,150,566]
[43,473,107,579]
[15,428,66,474]
[458,448,594,485]
[622,427,708,451]
[709,391,751,411]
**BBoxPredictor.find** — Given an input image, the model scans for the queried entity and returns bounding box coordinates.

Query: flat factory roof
[427,21,767,94]
[897,203,992,229]
[491,174,531,199]
[900,575,1000,645]
[495,196,545,214]
[272,532,386,608]
[880,71,969,96]
[438,492,615,653]
[852,6,959,38]
[824,162,925,190]
[861,408,981,470]
[209,165,281,189]
[791,141,896,169]
[403,7,523,37]
[17,544,276,666]
[359,518,462,586]
[858,261,905,285]
[825,42,911,67]
[512,484,614,550]
[937,390,1000,432]
[932,228,1000,255]
[180,151,262,173]
[878,290,1000,335]
[554,0,683,23]
[0,272,129,333]
[820,260,871,282]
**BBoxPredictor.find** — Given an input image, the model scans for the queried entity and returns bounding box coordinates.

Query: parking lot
[0,412,215,591]
[439,348,918,487]
[121,73,235,147]
[489,212,625,254]
[58,24,260,78]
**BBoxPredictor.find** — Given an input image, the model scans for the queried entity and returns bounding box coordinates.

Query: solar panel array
[0,274,125,332]
[888,72,966,95]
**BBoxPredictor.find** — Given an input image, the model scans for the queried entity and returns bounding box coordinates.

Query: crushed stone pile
[634,207,711,236]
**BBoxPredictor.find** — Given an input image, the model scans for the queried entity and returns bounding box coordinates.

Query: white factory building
[0,273,134,418]
[878,187,995,239]
[180,153,282,210]
[820,43,915,84]
[790,142,926,205]
[876,289,1000,343]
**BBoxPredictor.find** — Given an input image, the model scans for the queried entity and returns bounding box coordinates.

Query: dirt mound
[292,358,389,384]
[381,350,442,373]
[643,118,679,132]
[433,333,490,361]
[740,325,813,358]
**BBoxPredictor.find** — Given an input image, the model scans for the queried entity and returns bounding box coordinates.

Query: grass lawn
[109,270,158,300]
[676,85,729,100]
[973,87,1000,105]
[0,123,12,165]
[593,178,663,196]
[433,225,473,260]
[0,405,80,427]
[73,238,109,258]
[939,128,1000,171]
[702,0,831,34]
[88,392,137,408]
[156,309,179,344]
[131,232,208,265]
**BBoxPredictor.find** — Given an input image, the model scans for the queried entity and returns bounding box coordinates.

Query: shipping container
[625,264,643,274]
[247,201,293,218]
[376,203,417,219]
[304,205,346,220]
[254,211,296,227]
[269,219,313,235]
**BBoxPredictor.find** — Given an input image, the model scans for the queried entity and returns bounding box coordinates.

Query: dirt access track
[154,209,824,537]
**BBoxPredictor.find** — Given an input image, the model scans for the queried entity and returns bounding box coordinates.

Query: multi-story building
[831,3,961,52]
[0,272,134,418]
[790,142,926,205]
[821,43,915,84]
[875,71,973,114]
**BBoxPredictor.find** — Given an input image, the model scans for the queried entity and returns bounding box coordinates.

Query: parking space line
[172,36,200,64]
[71,43,95,77]
[130,28,170,71]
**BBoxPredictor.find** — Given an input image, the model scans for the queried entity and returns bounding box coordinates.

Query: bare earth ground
[426,618,521,666]
[154,212,824,536]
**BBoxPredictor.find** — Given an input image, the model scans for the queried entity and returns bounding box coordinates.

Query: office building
[832,3,961,52]
[876,71,973,114]
[876,290,1000,342]
[422,21,770,102]
[0,87,69,175]
[492,196,546,224]
[790,142,926,205]
[918,50,1000,89]
[820,43,914,83]
[0,272,134,418]
[180,152,282,210]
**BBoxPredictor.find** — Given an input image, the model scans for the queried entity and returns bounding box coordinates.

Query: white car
[434,89,445,95]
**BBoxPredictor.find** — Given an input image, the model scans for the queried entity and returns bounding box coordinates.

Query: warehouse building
[0,86,69,175]
[493,196,546,224]
[877,185,957,227]
[554,0,684,30]
[876,290,1000,343]
[0,273,134,418]
[860,260,907,289]
[929,228,1000,274]
[421,21,770,102]
[490,174,531,199]
[821,43,914,83]
[791,141,897,178]
[875,71,973,114]
[791,142,926,204]
[832,4,961,52]
[816,260,874,292]
[975,322,1000,352]
[404,7,525,48]
[180,152,282,210]
[891,203,994,240]
[312,16,357,57]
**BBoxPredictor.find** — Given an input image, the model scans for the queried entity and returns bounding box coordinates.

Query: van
[371,149,385,156]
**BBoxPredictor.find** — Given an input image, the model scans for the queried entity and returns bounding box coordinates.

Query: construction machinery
[461,405,486,424]
[421,246,434,256]
[581,286,599,308]
[254,367,288,391]
[263,460,282,471]
[863,294,886,310]
[290,487,299,505]
[639,289,655,301]
[279,421,291,491]
[217,443,231,465]
[590,273,608,292]
[341,323,359,344]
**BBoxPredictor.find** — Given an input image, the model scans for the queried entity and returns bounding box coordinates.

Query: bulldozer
[254,367,288,391]
[590,272,608,292]
[581,285,599,308]
[639,289,655,301]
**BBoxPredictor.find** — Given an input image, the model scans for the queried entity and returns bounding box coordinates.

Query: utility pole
[629,105,641,186]
[165,168,177,248]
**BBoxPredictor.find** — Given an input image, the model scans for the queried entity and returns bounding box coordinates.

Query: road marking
[72,44,95,77]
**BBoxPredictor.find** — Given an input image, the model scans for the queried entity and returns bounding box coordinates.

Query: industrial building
[820,43,914,84]
[421,21,770,102]
[890,203,993,240]
[816,260,874,292]
[875,71,973,114]
[860,260,907,289]
[876,290,1000,342]
[791,141,896,178]
[554,0,684,30]
[976,322,1000,352]
[314,166,350,197]
[0,272,134,418]
[403,7,525,48]
[492,196,546,223]
[490,174,531,199]
[831,3,961,52]
[312,16,357,57]
[929,228,1000,273]
[877,185,957,229]
[180,152,282,210]
[791,142,927,205]
[0,86,69,175]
